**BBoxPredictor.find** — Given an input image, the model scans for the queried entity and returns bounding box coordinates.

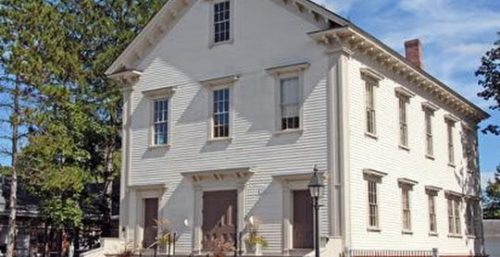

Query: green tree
[476,33,499,135]
[484,166,500,219]
[1,1,167,253]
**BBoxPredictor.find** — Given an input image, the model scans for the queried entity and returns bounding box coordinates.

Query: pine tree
[484,166,500,219]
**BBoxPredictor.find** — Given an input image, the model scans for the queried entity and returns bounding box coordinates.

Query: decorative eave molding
[105,0,194,76]
[395,87,416,99]
[142,86,178,98]
[422,101,440,112]
[200,74,240,87]
[362,168,387,179]
[308,26,489,123]
[108,70,143,86]
[444,114,460,124]
[360,67,384,82]
[425,185,443,193]
[266,62,311,76]
[181,167,254,183]
[273,171,326,182]
[445,190,464,199]
[398,178,418,188]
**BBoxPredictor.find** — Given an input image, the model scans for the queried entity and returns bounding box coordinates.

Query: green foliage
[0,165,12,176]
[484,166,500,219]
[0,0,166,234]
[476,32,499,135]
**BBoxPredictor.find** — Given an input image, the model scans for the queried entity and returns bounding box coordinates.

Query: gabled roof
[106,0,489,122]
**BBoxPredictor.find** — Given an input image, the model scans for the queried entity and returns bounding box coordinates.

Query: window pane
[280,77,300,130]
[213,88,230,138]
[153,99,169,145]
[214,1,231,43]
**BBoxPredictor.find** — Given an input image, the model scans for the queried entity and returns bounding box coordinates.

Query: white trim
[208,0,234,48]
[360,67,384,82]
[147,97,173,148]
[272,65,307,133]
[395,87,416,98]
[422,101,440,112]
[206,83,235,141]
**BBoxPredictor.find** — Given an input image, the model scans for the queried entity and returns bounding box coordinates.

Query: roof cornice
[309,26,489,123]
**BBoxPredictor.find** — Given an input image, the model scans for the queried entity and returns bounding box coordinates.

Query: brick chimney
[404,39,424,69]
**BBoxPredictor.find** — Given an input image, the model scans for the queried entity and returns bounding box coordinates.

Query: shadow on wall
[160,177,195,252]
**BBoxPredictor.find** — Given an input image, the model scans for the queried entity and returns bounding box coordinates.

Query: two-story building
[104,0,489,256]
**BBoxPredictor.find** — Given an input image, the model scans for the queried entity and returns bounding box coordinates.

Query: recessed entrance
[202,190,238,251]
[143,198,159,248]
[293,190,313,249]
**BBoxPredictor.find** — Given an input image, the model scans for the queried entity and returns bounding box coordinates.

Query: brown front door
[293,190,314,249]
[143,198,159,248]
[202,190,237,251]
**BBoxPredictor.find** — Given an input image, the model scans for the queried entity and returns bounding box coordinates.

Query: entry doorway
[202,190,238,251]
[143,198,159,248]
[292,190,314,249]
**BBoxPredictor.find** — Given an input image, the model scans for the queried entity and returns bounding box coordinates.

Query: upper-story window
[363,169,387,231]
[422,102,438,158]
[201,75,238,141]
[398,178,417,233]
[361,68,383,138]
[153,99,169,145]
[280,77,300,130]
[143,87,176,148]
[395,88,414,149]
[213,88,230,138]
[447,193,462,236]
[465,199,480,237]
[212,1,232,45]
[426,186,440,235]
[267,62,309,133]
[463,126,477,173]
[445,115,459,166]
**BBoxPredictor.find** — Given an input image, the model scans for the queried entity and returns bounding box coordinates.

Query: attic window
[212,0,232,45]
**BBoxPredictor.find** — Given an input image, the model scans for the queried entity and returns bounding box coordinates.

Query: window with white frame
[401,186,412,231]
[368,180,379,228]
[363,169,386,231]
[212,88,230,138]
[464,128,477,172]
[365,79,377,135]
[427,190,438,234]
[425,110,434,156]
[212,1,231,44]
[447,195,462,235]
[280,77,300,130]
[398,96,409,147]
[466,199,479,237]
[153,98,169,146]
[446,120,455,165]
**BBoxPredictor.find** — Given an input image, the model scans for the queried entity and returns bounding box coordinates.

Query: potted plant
[245,217,267,256]
[154,219,176,255]
[211,238,235,257]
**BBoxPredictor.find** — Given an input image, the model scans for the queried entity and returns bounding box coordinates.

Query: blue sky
[314,0,500,185]
[1,0,499,184]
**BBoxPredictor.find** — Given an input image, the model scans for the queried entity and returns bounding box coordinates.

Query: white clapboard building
[103,1,489,256]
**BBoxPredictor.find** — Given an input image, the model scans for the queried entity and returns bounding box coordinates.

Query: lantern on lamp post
[308,165,324,257]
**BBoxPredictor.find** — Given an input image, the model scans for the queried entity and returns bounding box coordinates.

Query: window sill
[466,235,477,239]
[448,163,456,168]
[207,137,233,144]
[209,39,234,49]
[425,154,435,160]
[365,132,378,140]
[402,230,413,235]
[448,234,463,239]
[399,145,410,151]
[367,227,381,233]
[428,232,439,237]
[148,144,172,151]
[273,129,303,136]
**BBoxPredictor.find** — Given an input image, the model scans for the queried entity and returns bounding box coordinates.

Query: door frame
[274,172,324,255]
[190,175,249,254]
[132,185,167,249]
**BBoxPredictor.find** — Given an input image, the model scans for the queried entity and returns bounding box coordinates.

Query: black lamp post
[308,165,324,257]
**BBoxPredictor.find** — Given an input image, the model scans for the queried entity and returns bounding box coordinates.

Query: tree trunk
[101,146,114,237]
[6,80,20,257]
